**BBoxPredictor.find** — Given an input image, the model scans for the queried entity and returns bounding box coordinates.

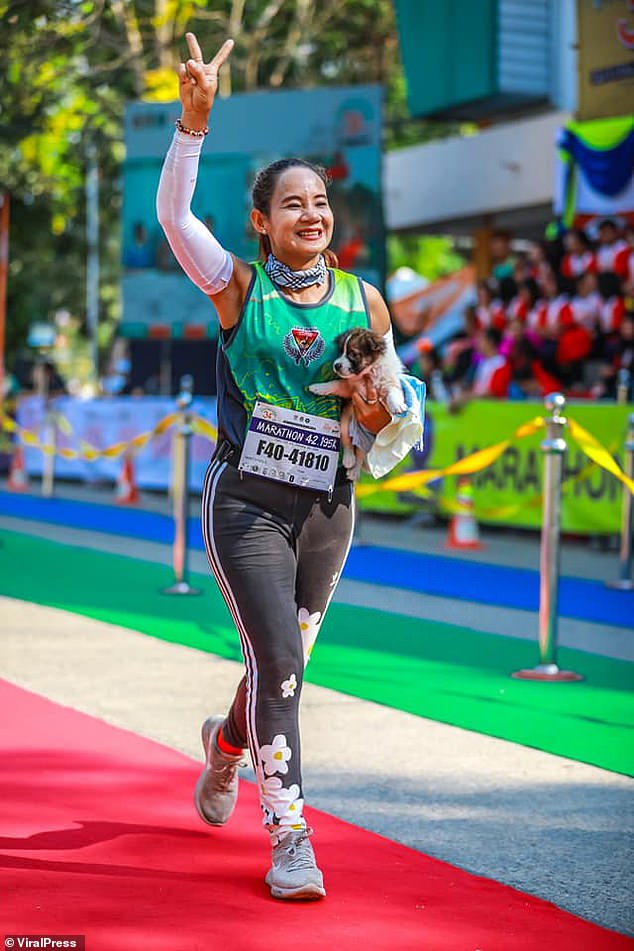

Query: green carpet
[2,529,633,776]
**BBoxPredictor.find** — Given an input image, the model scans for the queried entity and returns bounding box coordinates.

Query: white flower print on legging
[298,608,322,664]
[259,772,305,827]
[260,733,292,776]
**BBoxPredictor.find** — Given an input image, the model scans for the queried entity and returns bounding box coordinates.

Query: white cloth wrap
[350,329,426,479]
[156,131,233,295]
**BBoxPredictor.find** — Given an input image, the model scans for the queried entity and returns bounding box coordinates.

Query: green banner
[358,400,631,535]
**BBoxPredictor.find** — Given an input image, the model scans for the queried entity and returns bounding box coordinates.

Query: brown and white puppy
[309,327,405,480]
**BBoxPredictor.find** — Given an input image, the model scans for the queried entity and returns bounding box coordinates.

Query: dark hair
[568,227,591,250]
[597,271,622,299]
[483,327,503,349]
[497,276,518,305]
[521,278,541,308]
[251,158,339,267]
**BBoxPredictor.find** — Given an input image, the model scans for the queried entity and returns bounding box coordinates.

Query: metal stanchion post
[40,371,56,498]
[616,368,631,405]
[606,412,634,591]
[513,393,582,682]
[161,374,202,596]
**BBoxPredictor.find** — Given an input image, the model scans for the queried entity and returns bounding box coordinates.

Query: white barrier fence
[16,395,218,491]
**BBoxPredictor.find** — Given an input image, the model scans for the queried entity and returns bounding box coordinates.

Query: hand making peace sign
[178,33,234,125]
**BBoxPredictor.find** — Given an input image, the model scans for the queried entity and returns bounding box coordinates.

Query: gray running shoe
[194,715,244,826]
[265,829,326,900]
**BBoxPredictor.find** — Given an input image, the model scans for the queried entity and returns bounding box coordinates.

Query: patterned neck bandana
[264,252,327,290]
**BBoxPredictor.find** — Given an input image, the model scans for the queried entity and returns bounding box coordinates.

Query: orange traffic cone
[115,453,139,505]
[445,477,483,550]
[7,444,28,492]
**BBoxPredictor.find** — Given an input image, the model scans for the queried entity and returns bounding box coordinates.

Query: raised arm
[156,33,251,329]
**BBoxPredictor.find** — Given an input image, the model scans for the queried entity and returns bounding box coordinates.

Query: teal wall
[394,0,498,117]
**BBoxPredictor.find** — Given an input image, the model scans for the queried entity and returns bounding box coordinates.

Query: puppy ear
[370,334,386,355]
[334,330,350,350]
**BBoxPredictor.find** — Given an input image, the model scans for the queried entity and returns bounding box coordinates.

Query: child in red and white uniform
[595,218,628,274]
[560,228,597,279]
[471,328,511,398]
[507,277,541,326]
[597,272,626,337]
[615,225,634,293]
[475,280,506,332]
[527,272,575,339]
[528,272,592,382]
[571,272,602,336]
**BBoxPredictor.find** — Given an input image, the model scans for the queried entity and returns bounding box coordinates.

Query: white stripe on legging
[200,459,260,772]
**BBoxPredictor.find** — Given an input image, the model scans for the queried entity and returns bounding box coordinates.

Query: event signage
[577,0,634,121]
[17,395,217,491]
[239,401,341,492]
[361,400,630,535]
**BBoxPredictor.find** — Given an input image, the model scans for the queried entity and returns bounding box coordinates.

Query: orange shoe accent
[217,726,244,757]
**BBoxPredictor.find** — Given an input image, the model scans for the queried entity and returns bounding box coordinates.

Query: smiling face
[251,167,334,269]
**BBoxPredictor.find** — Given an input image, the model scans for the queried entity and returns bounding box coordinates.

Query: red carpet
[1,679,629,951]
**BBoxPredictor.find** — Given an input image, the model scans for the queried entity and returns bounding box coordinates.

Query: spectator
[560,228,597,279]
[450,327,511,410]
[412,338,449,401]
[592,312,634,399]
[503,318,561,399]
[490,229,516,281]
[527,271,575,345]
[475,279,506,331]
[595,218,628,274]
[525,240,554,287]
[597,271,626,343]
[571,271,601,341]
[617,224,634,294]
[32,359,67,398]
[100,357,132,396]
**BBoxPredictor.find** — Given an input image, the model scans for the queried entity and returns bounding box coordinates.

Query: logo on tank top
[283,327,325,366]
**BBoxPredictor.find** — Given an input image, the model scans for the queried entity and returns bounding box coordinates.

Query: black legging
[201,444,354,839]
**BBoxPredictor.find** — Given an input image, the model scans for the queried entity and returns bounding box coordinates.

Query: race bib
[238,401,341,493]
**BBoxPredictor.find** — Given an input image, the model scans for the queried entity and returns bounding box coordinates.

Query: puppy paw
[308,382,335,396]
[386,390,407,415]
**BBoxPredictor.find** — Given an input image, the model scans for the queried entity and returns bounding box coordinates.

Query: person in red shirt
[595,218,628,274]
[560,228,597,279]
[475,280,506,331]
[616,224,634,293]
[597,271,626,343]
[528,272,591,386]
[527,271,575,340]
[450,327,511,411]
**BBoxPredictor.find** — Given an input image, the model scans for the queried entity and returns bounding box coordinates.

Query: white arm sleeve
[155,130,233,295]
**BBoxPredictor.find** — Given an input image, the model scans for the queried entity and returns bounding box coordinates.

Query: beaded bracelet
[175,118,209,137]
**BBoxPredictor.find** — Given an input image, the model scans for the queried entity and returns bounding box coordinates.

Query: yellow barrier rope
[191,414,218,441]
[567,418,634,496]
[0,411,181,461]
[438,452,603,520]
[4,404,630,500]
[355,415,545,498]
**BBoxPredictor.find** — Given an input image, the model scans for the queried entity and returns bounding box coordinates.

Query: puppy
[309,327,405,480]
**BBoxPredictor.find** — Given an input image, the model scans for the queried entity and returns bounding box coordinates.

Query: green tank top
[221,262,370,438]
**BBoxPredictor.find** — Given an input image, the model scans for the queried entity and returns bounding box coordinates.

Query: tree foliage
[0,0,455,375]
